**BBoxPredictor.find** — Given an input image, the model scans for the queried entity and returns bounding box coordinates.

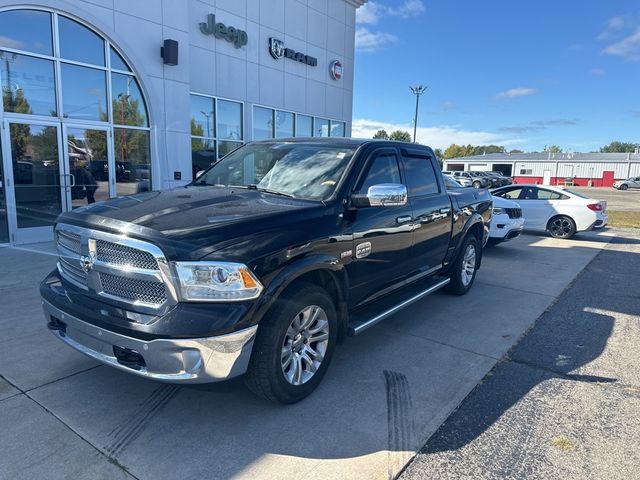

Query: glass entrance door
[63,125,112,209]
[3,120,64,243]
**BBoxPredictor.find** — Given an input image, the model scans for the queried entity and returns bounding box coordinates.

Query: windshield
[193,142,356,200]
[444,175,463,189]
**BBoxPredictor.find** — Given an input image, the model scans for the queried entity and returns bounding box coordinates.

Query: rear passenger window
[357,153,402,193]
[402,155,439,196]
[537,189,565,200]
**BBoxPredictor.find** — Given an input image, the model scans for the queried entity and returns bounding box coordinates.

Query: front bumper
[489,215,525,242]
[43,299,257,383]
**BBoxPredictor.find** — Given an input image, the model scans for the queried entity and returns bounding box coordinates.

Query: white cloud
[356,2,381,25]
[351,118,520,150]
[590,68,606,76]
[0,36,24,50]
[597,15,626,40]
[355,27,397,53]
[388,0,426,18]
[495,87,539,99]
[603,28,640,61]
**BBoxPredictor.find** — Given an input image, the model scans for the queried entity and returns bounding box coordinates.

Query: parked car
[491,184,607,239]
[488,171,513,185]
[42,139,492,403]
[450,171,490,188]
[444,172,472,187]
[613,176,640,190]
[470,171,502,187]
[444,175,523,244]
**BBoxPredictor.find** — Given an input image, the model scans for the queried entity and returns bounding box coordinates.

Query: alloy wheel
[461,244,477,286]
[550,217,573,238]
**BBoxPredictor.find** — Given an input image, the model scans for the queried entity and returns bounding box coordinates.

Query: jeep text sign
[269,38,317,67]
[200,14,248,48]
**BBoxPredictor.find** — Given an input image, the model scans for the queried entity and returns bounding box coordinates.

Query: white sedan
[491,184,608,239]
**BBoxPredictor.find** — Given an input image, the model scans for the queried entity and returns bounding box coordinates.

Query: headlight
[492,207,505,215]
[174,262,263,301]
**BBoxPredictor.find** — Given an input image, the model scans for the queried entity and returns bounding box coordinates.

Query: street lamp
[410,85,427,143]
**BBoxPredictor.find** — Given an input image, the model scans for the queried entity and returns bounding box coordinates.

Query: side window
[357,153,402,193]
[537,189,564,200]
[402,155,439,196]
[495,187,523,199]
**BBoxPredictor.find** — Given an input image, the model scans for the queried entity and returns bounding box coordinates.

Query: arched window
[0,8,151,198]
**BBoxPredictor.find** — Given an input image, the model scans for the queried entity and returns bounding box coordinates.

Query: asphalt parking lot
[0,229,629,479]
[570,186,640,211]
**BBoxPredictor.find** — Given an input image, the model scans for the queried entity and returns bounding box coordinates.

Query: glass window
[0,10,52,56]
[276,111,294,138]
[253,107,274,140]
[330,121,345,137]
[111,73,148,126]
[114,128,150,196]
[58,16,105,66]
[61,64,106,121]
[537,189,565,200]
[110,46,130,72]
[218,140,242,160]
[190,95,215,138]
[358,153,402,193]
[1,52,57,116]
[0,133,9,242]
[494,187,524,200]
[9,123,62,228]
[314,118,329,137]
[296,115,313,137]
[402,156,439,196]
[217,100,242,140]
[196,142,356,200]
[191,138,216,180]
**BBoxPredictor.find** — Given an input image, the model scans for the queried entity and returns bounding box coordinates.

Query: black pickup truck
[41,139,492,403]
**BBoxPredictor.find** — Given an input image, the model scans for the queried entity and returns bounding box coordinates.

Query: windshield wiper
[246,184,296,198]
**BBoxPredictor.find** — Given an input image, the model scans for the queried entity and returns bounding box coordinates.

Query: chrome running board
[348,277,450,336]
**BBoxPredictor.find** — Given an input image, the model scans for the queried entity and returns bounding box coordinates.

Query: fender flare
[446,213,486,270]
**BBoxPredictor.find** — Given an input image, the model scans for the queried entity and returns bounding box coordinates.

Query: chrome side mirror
[352,183,408,207]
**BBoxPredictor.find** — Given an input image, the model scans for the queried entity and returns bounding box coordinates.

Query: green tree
[544,145,563,153]
[600,141,639,153]
[509,149,524,154]
[389,130,412,142]
[372,129,389,139]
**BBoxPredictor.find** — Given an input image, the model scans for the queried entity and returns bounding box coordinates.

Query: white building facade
[0,0,364,244]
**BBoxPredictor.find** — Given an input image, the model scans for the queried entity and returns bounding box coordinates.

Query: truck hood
[56,186,327,261]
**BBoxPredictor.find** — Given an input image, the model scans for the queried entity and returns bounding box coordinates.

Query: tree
[544,145,563,153]
[389,130,412,142]
[509,149,524,154]
[600,141,639,153]
[372,129,389,139]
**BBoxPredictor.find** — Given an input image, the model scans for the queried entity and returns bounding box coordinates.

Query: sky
[352,0,640,152]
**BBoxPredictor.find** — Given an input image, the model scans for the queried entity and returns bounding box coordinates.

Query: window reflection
[191,138,216,180]
[111,73,148,126]
[61,63,106,121]
[315,118,329,137]
[296,115,313,137]
[1,52,56,116]
[114,128,151,195]
[218,140,242,160]
[330,121,345,137]
[0,10,52,55]
[253,107,273,140]
[217,100,242,140]
[190,95,215,137]
[58,16,105,66]
[276,111,294,138]
[110,47,131,72]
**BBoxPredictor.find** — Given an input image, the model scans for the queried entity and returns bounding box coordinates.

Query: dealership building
[444,151,640,187]
[0,0,364,244]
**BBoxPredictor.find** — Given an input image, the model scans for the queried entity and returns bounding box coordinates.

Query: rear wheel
[620,184,628,191]
[547,215,576,239]
[445,235,479,295]
[473,181,481,188]
[245,282,337,403]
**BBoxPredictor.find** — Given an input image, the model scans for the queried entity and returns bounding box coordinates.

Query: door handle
[439,207,451,214]
[396,215,412,224]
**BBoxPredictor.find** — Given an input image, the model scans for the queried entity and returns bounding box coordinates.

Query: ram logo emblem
[355,242,372,259]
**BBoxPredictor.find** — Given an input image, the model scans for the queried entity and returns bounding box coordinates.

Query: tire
[547,215,576,239]
[620,184,628,191]
[473,181,481,188]
[245,282,337,403]
[445,235,480,295]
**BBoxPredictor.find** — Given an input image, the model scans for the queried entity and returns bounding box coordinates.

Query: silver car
[613,177,640,190]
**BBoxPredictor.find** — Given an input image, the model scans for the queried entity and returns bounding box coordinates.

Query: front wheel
[473,181,481,188]
[547,215,576,239]
[620,184,628,191]
[445,235,480,295]
[245,282,337,403]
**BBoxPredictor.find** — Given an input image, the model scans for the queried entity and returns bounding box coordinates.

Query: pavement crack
[25,365,103,393]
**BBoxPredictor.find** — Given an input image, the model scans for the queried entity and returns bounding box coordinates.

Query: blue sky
[352,0,640,152]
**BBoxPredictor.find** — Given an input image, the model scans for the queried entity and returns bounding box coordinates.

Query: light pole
[410,85,427,143]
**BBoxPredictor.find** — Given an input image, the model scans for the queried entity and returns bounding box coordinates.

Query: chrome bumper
[43,299,257,383]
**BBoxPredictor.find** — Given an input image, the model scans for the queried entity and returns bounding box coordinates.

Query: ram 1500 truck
[41,139,492,403]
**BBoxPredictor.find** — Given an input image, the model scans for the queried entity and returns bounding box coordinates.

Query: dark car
[488,171,513,186]
[469,171,502,187]
[42,139,492,403]
[451,171,490,188]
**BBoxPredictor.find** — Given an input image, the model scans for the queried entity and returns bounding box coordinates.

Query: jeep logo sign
[268,37,317,67]
[200,14,248,48]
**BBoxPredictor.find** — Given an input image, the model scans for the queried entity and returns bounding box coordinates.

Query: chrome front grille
[100,272,168,305]
[55,224,175,313]
[95,240,158,270]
